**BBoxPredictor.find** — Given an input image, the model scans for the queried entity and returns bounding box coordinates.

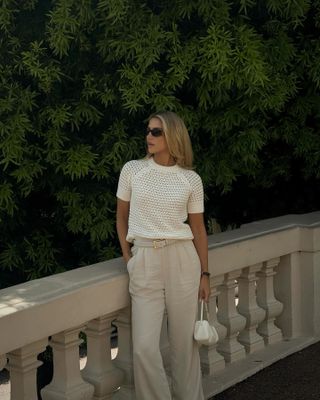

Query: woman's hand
[199,275,210,302]
[123,253,132,264]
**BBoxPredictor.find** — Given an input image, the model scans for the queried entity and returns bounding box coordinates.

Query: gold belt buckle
[153,239,165,249]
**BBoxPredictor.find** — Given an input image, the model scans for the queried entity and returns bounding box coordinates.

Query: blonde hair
[147,111,194,169]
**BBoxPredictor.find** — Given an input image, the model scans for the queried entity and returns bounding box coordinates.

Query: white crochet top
[116,157,204,242]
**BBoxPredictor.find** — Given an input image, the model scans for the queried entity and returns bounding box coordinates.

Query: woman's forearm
[192,226,208,273]
[188,213,209,273]
[116,199,132,261]
[116,217,131,260]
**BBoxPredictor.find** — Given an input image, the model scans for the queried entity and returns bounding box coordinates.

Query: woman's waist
[133,236,192,249]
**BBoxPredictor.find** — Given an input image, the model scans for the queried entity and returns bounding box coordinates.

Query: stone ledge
[208,211,320,249]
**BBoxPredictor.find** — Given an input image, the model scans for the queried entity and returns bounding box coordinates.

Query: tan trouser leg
[128,241,204,400]
[165,241,204,400]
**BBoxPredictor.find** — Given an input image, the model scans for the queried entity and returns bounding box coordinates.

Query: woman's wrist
[123,250,132,261]
[201,271,210,278]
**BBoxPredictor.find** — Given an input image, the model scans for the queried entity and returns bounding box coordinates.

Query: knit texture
[117,157,204,242]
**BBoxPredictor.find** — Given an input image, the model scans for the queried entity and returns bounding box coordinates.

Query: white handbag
[194,300,219,346]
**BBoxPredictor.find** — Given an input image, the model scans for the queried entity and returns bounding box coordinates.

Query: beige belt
[133,238,186,249]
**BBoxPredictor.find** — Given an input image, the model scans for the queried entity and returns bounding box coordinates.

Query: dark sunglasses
[146,127,163,137]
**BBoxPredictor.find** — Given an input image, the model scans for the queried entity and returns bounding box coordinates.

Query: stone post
[257,258,284,344]
[217,270,246,363]
[200,274,227,375]
[113,307,136,400]
[82,314,124,399]
[41,326,94,400]
[8,339,47,400]
[237,264,266,353]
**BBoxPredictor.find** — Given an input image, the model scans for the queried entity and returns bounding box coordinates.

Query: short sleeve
[116,162,132,202]
[187,172,204,214]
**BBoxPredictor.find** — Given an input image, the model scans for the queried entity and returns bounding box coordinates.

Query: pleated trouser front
[127,239,204,400]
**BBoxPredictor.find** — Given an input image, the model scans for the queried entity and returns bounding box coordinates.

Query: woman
[116,111,210,400]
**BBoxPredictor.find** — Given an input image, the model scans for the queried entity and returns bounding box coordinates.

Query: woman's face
[146,117,169,156]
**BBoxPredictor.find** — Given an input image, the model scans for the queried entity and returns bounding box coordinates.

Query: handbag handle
[200,300,210,321]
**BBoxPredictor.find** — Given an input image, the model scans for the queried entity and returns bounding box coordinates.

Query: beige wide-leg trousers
[127,238,204,400]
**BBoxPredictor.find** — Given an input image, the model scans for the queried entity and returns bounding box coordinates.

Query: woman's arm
[188,213,208,273]
[188,212,210,302]
[116,198,132,263]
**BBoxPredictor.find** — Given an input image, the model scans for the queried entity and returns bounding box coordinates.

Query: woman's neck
[152,153,176,167]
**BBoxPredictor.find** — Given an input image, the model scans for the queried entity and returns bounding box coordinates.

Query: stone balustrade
[1,212,320,399]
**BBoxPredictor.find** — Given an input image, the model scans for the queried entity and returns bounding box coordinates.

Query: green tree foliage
[0,0,320,287]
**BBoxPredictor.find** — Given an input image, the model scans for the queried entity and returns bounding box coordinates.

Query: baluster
[237,264,266,353]
[41,326,94,400]
[257,257,284,344]
[113,307,136,399]
[200,274,227,375]
[82,313,124,399]
[7,339,47,400]
[217,270,246,363]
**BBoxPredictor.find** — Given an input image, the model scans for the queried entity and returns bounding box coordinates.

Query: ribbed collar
[148,156,179,172]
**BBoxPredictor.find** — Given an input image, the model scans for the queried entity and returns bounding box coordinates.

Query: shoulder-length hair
[147,111,193,169]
